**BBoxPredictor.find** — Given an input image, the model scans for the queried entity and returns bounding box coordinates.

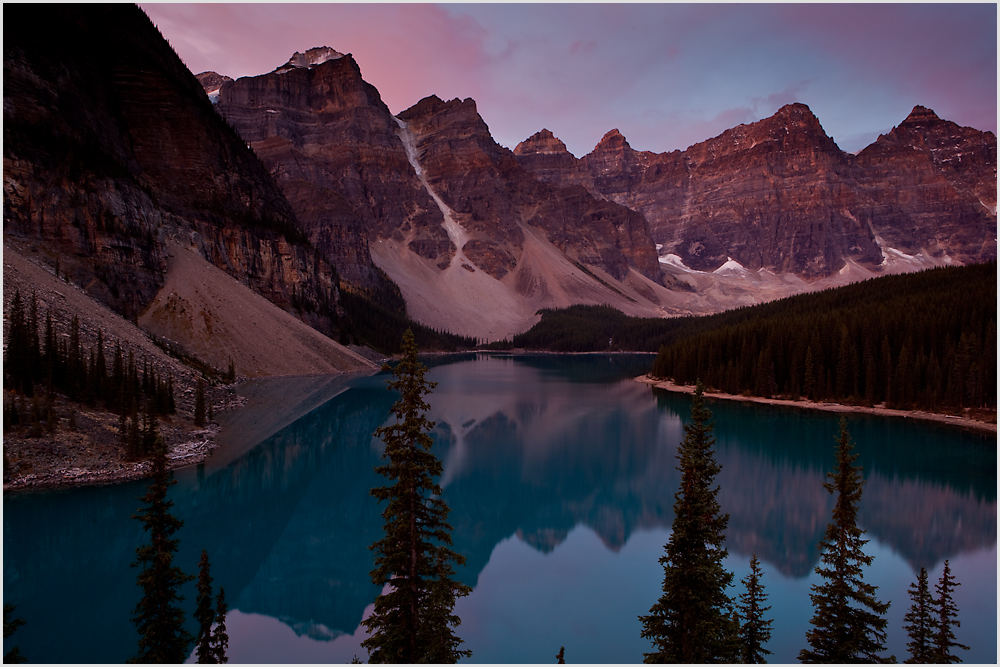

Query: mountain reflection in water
[3,353,995,663]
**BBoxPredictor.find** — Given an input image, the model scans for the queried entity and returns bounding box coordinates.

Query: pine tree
[194,379,206,427]
[737,554,772,663]
[640,381,738,663]
[3,603,27,663]
[903,567,936,663]
[556,646,566,664]
[130,434,193,663]
[195,551,216,664]
[933,560,969,663]
[799,417,892,663]
[211,588,229,664]
[361,329,471,663]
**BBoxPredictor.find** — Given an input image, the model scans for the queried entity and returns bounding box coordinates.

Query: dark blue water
[3,353,996,663]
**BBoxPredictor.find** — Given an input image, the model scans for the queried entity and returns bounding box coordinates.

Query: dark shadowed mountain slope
[3,4,338,330]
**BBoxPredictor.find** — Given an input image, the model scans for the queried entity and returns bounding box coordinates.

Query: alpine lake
[3,353,996,663]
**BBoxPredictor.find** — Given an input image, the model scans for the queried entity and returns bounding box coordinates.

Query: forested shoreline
[489,263,997,416]
[651,262,996,412]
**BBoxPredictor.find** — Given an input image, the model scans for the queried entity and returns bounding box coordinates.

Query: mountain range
[200,45,995,340]
[4,5,997,359]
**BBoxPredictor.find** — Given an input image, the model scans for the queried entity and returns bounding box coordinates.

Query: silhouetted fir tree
[361,329,471,664]
[640,381,738,663]
[3,603,27,663]
[4,289,30,394]
[194,379,206,427]
[211,588,229,664]
[737,554,772,663]
[195,551,216,664]
[556,646,566,664]
[799,418,892,663]
[933,560,968,663]
[903,567,936,663]
[141,402,158,458]
[131,433,193,663]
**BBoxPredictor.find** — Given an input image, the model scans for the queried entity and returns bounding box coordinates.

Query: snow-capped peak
[273,46,344,73]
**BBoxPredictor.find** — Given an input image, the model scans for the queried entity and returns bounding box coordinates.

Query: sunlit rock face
[517,104,997,278]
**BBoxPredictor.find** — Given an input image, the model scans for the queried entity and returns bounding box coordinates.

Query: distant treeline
[652,262,996,410]
[338,271,477,354]
[4,290,176,421]
[487,305,685,352]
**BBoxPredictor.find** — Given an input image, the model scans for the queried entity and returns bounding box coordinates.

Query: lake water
[3,353,996,663]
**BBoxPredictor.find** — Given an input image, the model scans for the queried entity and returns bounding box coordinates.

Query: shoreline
[637,376,998,436]
[3,369,380,495]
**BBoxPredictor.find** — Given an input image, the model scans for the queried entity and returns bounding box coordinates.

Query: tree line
[640,383,970,664]
[337,275,477,354]
[4,290,176,440]
[650,262,996,411]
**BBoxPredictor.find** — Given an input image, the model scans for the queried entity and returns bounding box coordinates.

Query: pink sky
[142,3,997,157]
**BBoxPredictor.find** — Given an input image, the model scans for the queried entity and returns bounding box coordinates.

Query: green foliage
[640,382,738,663]
[3,603,27,663]
[737,554,772,663]
[651,262,997,411]
[800,418,892,663]
[933,560,969,663]
[361,329,471,663]
[130,435,194,663]
[904,567,936,663]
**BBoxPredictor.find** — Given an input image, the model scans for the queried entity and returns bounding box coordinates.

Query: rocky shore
[637,376,997,436]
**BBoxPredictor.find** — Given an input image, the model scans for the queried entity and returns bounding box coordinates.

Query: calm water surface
[3,354,996,663]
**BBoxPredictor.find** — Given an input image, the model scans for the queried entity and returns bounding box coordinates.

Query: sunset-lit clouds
[142,3,996,157]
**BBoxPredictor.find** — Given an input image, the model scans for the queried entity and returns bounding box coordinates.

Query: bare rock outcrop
[516,103,997,277]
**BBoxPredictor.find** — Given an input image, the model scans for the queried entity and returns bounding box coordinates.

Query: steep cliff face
[855,106,997,263]
[397,95,661,283]
[517,103,997,277]
[3,4,338,330]
[215,53,445,286]
[209,56,666,340]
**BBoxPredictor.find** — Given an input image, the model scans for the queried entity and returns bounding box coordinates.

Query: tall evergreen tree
[640,381,738,663]
[361,329,471,664]
[903,567,936,663]
[933,560,969,663]
[195,551,216,664]
[799,418,892,663]
[211,588,229,664]
[737,554,772,663]
[130,434,193,663]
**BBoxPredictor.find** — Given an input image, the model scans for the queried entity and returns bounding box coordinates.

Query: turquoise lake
[3,353,996,663]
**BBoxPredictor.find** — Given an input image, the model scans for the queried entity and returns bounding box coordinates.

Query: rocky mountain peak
[274,46,345,73]
[513,129,569,156]
[595,128,632,152]
[901,105,942,127]
[195,71,233,103]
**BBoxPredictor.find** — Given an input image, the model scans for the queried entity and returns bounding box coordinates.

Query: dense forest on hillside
[651,262,996,411]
